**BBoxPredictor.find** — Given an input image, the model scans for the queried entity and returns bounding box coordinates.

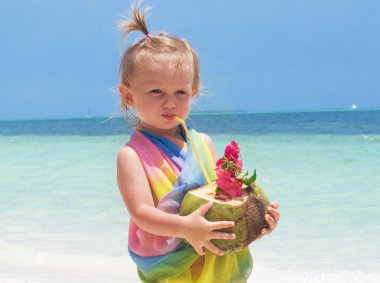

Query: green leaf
[243,169,256,186]
[236,171,248,179]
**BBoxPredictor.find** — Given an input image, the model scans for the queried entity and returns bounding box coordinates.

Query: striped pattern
[126,126,252,282]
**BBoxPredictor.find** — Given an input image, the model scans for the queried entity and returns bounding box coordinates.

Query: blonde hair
[118,2,201,108]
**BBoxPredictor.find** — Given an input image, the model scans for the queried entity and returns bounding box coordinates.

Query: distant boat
[351,104,358,110]
[85,107,92,118]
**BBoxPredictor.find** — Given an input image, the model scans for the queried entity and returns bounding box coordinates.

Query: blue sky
[1,0,379,120]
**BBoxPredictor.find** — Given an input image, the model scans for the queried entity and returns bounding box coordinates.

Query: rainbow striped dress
[126,126,252,283]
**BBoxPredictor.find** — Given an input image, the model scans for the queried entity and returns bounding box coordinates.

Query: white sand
[1,244,380,283]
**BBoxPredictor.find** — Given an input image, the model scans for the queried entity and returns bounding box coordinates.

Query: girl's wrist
[175,214,190,239]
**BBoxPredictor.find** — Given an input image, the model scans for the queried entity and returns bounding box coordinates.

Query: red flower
[234,159,243,172]
[216,168,243,197]
[231,140,239,149]
[224,141,240,162]
[215,141,248,198]
[216,167,233,179]
[215,158,224,167]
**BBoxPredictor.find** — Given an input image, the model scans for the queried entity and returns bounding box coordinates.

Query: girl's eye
[151,89,161,94]
[176,90,187,95]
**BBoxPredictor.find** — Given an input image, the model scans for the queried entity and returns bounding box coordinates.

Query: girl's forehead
[134,57,194,82]
[137,55,193,72]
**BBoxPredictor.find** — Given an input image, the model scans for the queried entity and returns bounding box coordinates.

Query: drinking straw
[174,116,215,194]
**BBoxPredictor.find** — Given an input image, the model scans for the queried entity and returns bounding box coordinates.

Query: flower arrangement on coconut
[180,140,270,254]
[214,141,257,198]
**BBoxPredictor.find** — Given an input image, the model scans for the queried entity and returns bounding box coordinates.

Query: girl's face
[121,59,195,137]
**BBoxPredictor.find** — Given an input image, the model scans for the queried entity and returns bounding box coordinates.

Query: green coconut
[179,182,270,254]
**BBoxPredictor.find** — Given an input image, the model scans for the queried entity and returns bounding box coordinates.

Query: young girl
[117,3,280,282]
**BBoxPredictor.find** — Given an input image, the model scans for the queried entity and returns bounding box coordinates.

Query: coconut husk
[179,182,270,254]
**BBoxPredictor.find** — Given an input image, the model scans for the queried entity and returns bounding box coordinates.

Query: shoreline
[2,262,379,283]
[1,244,380,283]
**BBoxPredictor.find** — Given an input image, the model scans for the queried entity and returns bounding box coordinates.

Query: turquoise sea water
[1,110,380,282]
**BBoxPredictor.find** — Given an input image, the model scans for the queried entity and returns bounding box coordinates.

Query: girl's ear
[192,88,198,97]
[118,84,134,107]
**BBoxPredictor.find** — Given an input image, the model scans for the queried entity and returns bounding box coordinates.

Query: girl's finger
[204,242,224,256]
[195,246,206,256]
[210,220,235,230]
[268,207,280,221]
[197,201,213,216]
[271,201,279,209]
[265,214,274,224]
[265,215,276,231]
[211,232,236,240]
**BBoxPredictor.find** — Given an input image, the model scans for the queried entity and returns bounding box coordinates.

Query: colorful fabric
[127,126,252,283]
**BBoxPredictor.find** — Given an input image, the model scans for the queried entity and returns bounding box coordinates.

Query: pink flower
[216,167,233,179]
[234,160,243,172]
[231,140,239,149]
[215,168,243,197]
[214,141,247,197]
[215,158,224,167]
[224,141,240,162]
[223,178,243,197]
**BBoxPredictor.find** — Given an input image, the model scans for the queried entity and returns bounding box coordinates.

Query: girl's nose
[162,97,176,110]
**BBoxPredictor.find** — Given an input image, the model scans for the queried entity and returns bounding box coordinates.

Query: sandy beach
[2,243,380,283]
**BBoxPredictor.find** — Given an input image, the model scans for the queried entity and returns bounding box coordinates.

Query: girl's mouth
[162,114,175,120]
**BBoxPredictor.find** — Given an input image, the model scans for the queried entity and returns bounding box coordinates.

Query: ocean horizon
[1,108,380,136]
[1,109,380,282]
[2,107,380,122]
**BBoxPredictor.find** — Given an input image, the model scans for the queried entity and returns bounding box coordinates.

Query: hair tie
[146,33,151,38]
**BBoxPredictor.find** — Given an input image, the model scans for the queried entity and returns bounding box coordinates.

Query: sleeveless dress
[126,126,252,283]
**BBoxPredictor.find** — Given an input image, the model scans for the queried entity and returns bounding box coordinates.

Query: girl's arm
[117,146,236,256]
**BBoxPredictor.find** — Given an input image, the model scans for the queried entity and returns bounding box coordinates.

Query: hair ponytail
[118,1,150,43]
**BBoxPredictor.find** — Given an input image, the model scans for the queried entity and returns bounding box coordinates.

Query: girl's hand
[256,201,280,241]
[182,201,236,256]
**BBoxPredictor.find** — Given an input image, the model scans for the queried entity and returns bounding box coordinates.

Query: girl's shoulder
[117,144,142,170]
[117,130,146,165]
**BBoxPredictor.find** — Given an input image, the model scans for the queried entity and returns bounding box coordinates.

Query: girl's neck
[136,123,185,141]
